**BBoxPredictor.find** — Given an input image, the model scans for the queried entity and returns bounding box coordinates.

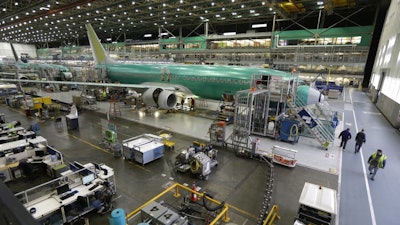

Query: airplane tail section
[9,41,21,63]
[86,23,115,65]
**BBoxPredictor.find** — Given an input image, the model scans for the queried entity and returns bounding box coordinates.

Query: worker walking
[190,98,195,111]
[338,128,351,150]
[368,149,387,181]
[354,129,366,153]
[181,98,185,110]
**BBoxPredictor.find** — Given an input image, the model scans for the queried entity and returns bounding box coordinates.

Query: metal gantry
[231,74,293,152]
[230,73,336,151]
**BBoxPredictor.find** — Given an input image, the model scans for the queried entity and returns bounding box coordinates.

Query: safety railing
[126,182,230,225]
[262,205,280,225]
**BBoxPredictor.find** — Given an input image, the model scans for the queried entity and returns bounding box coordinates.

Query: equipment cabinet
[122,134,165,165]
[279,119,300,144]
[294,182,337,225]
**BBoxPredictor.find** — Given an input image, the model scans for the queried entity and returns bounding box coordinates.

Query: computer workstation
[0,128,36,144]
[0,133,19,144]
[17,130,36,140]
[82,173,95,186]
[0,136,49,182]
[85,162,115,193]
[15,163,114,224]
[35,149,45,157]
[0,124,23,135]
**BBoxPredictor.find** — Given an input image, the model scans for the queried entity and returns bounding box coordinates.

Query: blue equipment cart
[279,119,300,144]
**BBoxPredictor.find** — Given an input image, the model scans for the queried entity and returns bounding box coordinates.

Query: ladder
[109,97,121,119]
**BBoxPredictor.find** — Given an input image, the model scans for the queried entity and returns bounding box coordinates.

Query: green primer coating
[102,63,294,100]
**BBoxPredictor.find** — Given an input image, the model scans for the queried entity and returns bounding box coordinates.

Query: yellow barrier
[192,140,206,148]
[126,182,230,224]
[262,205,280,225]
[32,96,52,109]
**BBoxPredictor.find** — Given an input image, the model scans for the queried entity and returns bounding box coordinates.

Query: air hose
[202,192,225,212]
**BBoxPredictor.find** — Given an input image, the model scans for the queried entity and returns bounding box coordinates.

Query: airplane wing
[0,78,179,109]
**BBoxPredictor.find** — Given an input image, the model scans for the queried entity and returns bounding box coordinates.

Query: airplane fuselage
[102,63,292,100]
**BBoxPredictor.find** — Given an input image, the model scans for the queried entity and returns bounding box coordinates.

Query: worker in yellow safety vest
[368,149,387,181]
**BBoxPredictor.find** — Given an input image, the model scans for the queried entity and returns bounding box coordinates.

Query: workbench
[23,179,104,224]
[16,163,115,224]
[0,126,24,136]
[0,136,47,157]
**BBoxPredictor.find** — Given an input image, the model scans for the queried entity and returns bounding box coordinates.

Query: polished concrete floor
[2,86,399,225]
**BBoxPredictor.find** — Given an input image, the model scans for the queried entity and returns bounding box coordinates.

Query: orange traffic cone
[190,182,198,202]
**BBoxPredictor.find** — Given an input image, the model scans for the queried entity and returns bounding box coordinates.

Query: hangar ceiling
[0,0,381,47]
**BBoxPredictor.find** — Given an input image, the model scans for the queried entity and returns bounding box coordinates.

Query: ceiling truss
[0,0,377,47]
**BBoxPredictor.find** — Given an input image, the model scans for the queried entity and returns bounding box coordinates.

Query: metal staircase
[287,94,335,150]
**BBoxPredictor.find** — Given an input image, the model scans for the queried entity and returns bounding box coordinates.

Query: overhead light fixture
[144,34,152,37]
[106,38,112,41]
[40,7,49,10]
[252,23,267,28]
[160,32,168,36]
[223,32,236,36]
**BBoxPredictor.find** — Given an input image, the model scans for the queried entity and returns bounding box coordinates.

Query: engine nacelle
[296,85,325,105]
[142,87,177,109]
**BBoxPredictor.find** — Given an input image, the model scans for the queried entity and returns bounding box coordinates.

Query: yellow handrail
[262,205,280,225]
[126,182,230,223]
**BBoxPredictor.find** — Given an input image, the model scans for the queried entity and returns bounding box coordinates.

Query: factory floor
[2,87,398,225]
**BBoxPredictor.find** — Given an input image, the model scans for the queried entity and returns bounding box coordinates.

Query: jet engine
[142,87,177,109]
[296,85,325,105]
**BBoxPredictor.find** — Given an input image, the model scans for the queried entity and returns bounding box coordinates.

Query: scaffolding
[231,75,293,151]
[209,121,227,148]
